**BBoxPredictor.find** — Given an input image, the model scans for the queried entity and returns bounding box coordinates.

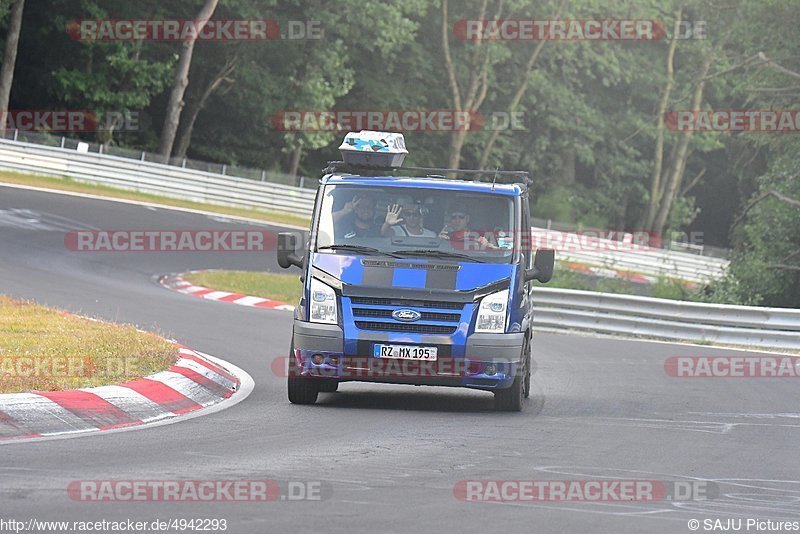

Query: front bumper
[291,320,524,390]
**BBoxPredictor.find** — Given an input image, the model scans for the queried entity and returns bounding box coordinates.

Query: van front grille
[351,307,461,322]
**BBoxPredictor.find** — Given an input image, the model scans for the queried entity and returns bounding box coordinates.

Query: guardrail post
[221,164,226,175]
[99,144,104,154]
[260,170,266,182]
[140,151,145,161]
[60,137,65,148]
[12,129,17,141]
[182,158,186,168]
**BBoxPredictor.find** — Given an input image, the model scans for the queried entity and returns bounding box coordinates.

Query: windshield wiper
[389,249,486,263]
[317,244,400,258]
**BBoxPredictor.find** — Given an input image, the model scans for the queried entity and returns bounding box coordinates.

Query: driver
[332,193,383,239]
[439,209,497,250]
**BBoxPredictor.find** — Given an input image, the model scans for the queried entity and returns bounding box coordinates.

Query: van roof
[323,174,525,196]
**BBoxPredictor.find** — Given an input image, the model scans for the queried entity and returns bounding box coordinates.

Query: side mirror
[277,232,303,269]
[525,249,555,283]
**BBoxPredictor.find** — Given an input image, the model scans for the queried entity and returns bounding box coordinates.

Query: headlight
[310,278,337,324]
[475,289,509,333]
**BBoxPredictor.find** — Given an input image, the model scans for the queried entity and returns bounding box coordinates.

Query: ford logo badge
[392,309,421,322]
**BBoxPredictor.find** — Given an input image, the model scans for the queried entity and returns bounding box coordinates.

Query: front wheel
[287,342,319,404]
[494,340,528,411]
[494,374,523,411]
[288,375,319,404]
[523,336,531,399]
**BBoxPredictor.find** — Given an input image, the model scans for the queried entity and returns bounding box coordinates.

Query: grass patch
[184,270,302,304]
[0,170,311,228]
[546,265,595,291]
[0,295,177,393]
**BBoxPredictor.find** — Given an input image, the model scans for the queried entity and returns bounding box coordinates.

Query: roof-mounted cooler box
[338,130,407,168]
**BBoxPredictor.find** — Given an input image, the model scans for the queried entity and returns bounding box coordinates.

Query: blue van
[277,132,554,411]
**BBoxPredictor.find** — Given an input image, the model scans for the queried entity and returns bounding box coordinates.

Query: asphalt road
[1,184,798,534]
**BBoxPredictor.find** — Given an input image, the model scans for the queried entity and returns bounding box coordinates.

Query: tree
[0,0,24,134]
[439,0,496,169]
[158,0,219,160]
[641,7,681,230]
[651,53,713,235]
[172,46,239,159]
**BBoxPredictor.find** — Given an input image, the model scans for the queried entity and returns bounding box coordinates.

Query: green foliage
[546,264,594,292]
[707,150,800,307]
[532,186,609,229]
[650,277,702,301]
[53,42,174,110]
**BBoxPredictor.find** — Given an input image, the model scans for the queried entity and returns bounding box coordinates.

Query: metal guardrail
[1,129,314,188]
[532,287,800,350]
[0,138,317,217]
[0,137,728,281]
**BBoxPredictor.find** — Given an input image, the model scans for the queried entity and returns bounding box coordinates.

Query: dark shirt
[339,217,382,239]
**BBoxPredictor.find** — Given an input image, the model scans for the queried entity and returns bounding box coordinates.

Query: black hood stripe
[361,265,395,288]
[425,267,458,290]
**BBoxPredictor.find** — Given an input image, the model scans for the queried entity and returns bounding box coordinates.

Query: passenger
[439,209,497,249]
[381,202,437,237]
[332,193,382,239]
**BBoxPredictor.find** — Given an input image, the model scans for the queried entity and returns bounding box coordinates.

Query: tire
[288,375,319,404]
[523,336,531,399]
[494,339,527,411]
[317,380,339,393]
[494,374,523,411]
[287,341,319,404]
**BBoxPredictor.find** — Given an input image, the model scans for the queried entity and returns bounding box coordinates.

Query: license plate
[373,344,438,361]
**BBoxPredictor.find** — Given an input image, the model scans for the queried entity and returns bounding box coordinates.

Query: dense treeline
[0,0,798,307]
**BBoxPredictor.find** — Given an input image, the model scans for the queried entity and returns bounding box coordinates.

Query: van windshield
[314,184,516,264]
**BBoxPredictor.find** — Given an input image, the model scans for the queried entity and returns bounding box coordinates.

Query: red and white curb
[160,272,295,311]
[0,345,251,443]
